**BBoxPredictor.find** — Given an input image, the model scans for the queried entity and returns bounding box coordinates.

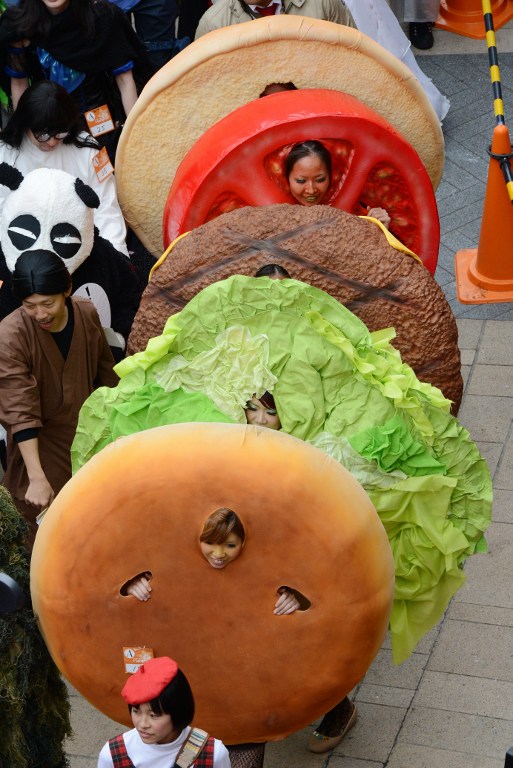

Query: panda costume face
[1,166,98,276]
[0,163,141,347]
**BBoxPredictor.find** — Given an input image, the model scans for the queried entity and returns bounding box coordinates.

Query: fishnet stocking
[227,743,266,768]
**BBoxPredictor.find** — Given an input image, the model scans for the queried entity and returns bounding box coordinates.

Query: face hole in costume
[200,138,355,224]
[263,138,354,203]
[8,214,41,251]
[278,586,311,611]
[120,571,153,596]
[50,223,82,260]
[199,507,246,570]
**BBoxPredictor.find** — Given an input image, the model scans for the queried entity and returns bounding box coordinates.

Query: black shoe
[409,22,434,50]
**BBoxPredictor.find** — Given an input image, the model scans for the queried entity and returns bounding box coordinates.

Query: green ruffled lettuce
[72,276,492,664]
[348,415,446,476]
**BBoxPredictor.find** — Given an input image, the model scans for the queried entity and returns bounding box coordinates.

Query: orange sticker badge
[92,147,114,183]
[123,647,154,674]
[85,104,115,137]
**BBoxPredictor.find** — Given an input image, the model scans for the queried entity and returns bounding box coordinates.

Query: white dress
[344,0,449,120]
[390,0,441,22]
[0,134,129,256]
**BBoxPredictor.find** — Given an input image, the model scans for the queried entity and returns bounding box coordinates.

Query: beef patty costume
[73,275,491,665]
[98,656,230,768]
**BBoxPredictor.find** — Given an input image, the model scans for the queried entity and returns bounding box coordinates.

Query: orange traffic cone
[455,123,513,303]
[436,0,513,38]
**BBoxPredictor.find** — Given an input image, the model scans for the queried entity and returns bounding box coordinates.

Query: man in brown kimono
[0,251,118,547]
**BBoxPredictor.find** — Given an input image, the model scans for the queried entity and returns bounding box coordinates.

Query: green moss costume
[72,276,491,664]
[0,486,71,767]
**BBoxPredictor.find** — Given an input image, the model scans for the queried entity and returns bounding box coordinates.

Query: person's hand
[367,207,391,229]
[274,588,300,615]
[24,476,54,511]
[126,573,152,601]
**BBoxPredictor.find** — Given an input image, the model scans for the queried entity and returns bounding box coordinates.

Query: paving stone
[460,348,475,365]
[329,758,383,768]
[397,705,513,760]
[452,522,513,609]
[67,759,98,768]
[456,318,483,349]
[494,438,513,490]
[435,178,458,201]
[66,694,125,760]
[427,619,513,680]
[329,702,405,763]
[434,264,454,287]
[434,181,485,216]
[474,440,502,478]
[387,742,503,768]
[441,228,477,253]
[457,394,513,442]
[264,728,326,768]
[466,364,513,396]
[363,649,428,690]
[477,321,513,363]
[457,302,513,320]
[448,602,513,627]
[489,488,513,523]
[414,670,513,718]
[356,683,414,709]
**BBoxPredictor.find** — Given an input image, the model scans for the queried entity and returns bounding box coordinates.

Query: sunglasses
[32,130,70,142]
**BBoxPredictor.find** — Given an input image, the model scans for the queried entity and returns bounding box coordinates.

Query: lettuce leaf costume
[72,276,492,664]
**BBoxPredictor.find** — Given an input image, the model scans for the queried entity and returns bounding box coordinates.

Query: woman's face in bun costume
[199,508,245,570]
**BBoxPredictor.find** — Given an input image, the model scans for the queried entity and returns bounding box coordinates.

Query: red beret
[121,657,179,704]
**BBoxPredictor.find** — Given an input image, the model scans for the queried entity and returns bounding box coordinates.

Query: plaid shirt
[108,732,215,767]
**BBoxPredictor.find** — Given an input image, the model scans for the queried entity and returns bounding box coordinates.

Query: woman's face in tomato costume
[287,155,330,206]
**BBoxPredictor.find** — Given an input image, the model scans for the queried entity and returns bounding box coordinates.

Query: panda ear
[75,177,100,209]
[0,163,24,191]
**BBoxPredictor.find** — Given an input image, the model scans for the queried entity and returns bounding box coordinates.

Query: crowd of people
[0,2,462,767]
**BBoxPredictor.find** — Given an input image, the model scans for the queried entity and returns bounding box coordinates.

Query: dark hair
[200,508,245,545]
[284,140,332,182]
[254,264,291,279]
[12,251,71,300]
[8,0,105,39]
[0,82,98,150]
[259,81,297,98]
[129,669,195,731]
[257,391,275,410]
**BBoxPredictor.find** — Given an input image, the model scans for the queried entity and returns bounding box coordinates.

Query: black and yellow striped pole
[483,0,513,202]
[454,1,513,302]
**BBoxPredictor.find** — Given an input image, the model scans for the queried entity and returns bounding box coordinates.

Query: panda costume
[0,164,141,355]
